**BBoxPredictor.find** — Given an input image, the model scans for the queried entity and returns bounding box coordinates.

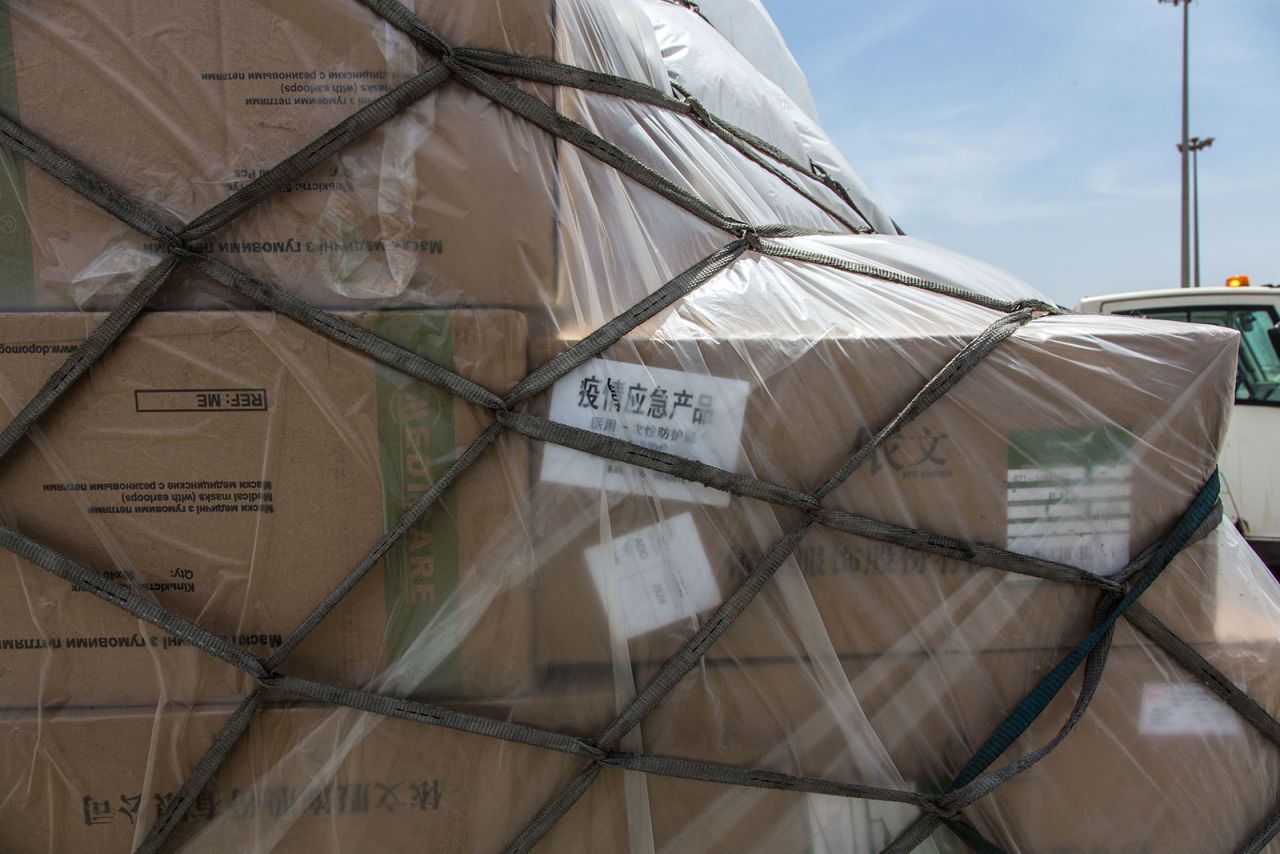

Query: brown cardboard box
[0,309,532,707]
[0,0,558,311]
[957,638,1280,853]
[623,631,1280,852]
[519,630,1280,852]
[551,767,953,854]
[527,308,1236,670]
[0,694,852,854]
[2,633,1271,852]
[0,702,592,854]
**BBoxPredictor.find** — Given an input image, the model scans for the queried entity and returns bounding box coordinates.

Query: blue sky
[765,0,1280,306]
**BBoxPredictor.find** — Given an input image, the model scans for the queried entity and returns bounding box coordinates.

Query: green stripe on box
[1008,426,1131,474]
[0,4,34,307]
[374,312,459,696]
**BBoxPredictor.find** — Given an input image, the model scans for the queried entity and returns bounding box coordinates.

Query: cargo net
[0,1,1270,851]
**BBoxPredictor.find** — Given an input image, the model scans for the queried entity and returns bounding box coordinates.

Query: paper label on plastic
[1006,427,1134,576]
[1139,682,1245,736]
[542,358,750,506]
[584,513,720,639]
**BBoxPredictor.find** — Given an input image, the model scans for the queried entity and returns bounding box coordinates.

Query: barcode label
[1006,429,1133,576]
[583,513,720,638]
[1140,683,1244,736]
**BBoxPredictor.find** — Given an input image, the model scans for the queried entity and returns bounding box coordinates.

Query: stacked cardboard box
[5,629,1273,852]
[614,628,1280,853]
[0,0,558,311]
[0,310,532,706]
[0,680,944,853]
[1,2,1274,851]
[525,286,1237,672]
[0,702,587,853]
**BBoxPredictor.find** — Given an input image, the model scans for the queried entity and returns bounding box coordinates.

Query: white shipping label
[1139,682,1245,736]
[1006,429,1134,576]
[541,358,750,506]
[584,513,721,639]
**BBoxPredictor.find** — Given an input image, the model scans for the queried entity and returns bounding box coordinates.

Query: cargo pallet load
[1,1,1278,852]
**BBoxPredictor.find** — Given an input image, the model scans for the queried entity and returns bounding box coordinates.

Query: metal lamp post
[1158,0,1193,288]
[1177,136,1214,287]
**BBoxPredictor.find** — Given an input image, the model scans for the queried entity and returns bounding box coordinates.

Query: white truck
[1077,285,1280,571]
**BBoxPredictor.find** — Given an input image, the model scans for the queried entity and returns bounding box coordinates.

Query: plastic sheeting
[0,1,1278,852]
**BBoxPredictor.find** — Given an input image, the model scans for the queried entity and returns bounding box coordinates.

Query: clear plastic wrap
[0,1,1277,852]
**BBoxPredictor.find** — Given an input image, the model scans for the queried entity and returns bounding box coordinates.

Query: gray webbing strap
[181,62,452,241]
[815,305,1042,500]
[685,103,874,228]
[454,49,873,232]
[754,237,1058,316]
[671,84,869,234]
[265,421,505,670]
[359,0,455,57]
[815,505,1123,592]
[0,256,177,462]
[939,817,1008,854]
[447,61,747,234]
[135,686,267,854]
[503,239,750,404]
[498,409,817,511]
[504,763,603,854]
[1238,803,1280,854]
[1123,601,1280,748]
[455,48,691,110]
[881,811,943,854]
[270,671,971,817]
[268,674,603,760]
[942,820,1008,854]
[882,625,1117,854]
[947,626,1116,809]
[603,752,931,808]
[717,115,828,183]
[0,523,266,677]
[750,222,841,239]
[0,112,178,243]
[177,252,503,410]
[597,515,815,751]
[707,117,866,233]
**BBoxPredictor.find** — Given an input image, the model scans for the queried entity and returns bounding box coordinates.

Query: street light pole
[1159,0,1192,288]
[1179,135,1214,286]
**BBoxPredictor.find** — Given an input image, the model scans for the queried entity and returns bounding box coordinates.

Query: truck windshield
[1118,305,1280,406]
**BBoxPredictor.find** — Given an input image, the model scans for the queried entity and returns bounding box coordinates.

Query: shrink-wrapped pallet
[0,1,1277,852]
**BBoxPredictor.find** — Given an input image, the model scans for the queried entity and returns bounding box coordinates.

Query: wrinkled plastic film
[0,1,1278,853]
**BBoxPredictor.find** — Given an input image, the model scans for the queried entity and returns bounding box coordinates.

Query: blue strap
[949,469,1221,790]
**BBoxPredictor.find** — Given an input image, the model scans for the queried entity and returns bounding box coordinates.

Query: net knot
[1008,297,1062,317]
[921,795,963,821]
[671,82,713,127]
[252,665,283,687]
[164,238,200,262]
